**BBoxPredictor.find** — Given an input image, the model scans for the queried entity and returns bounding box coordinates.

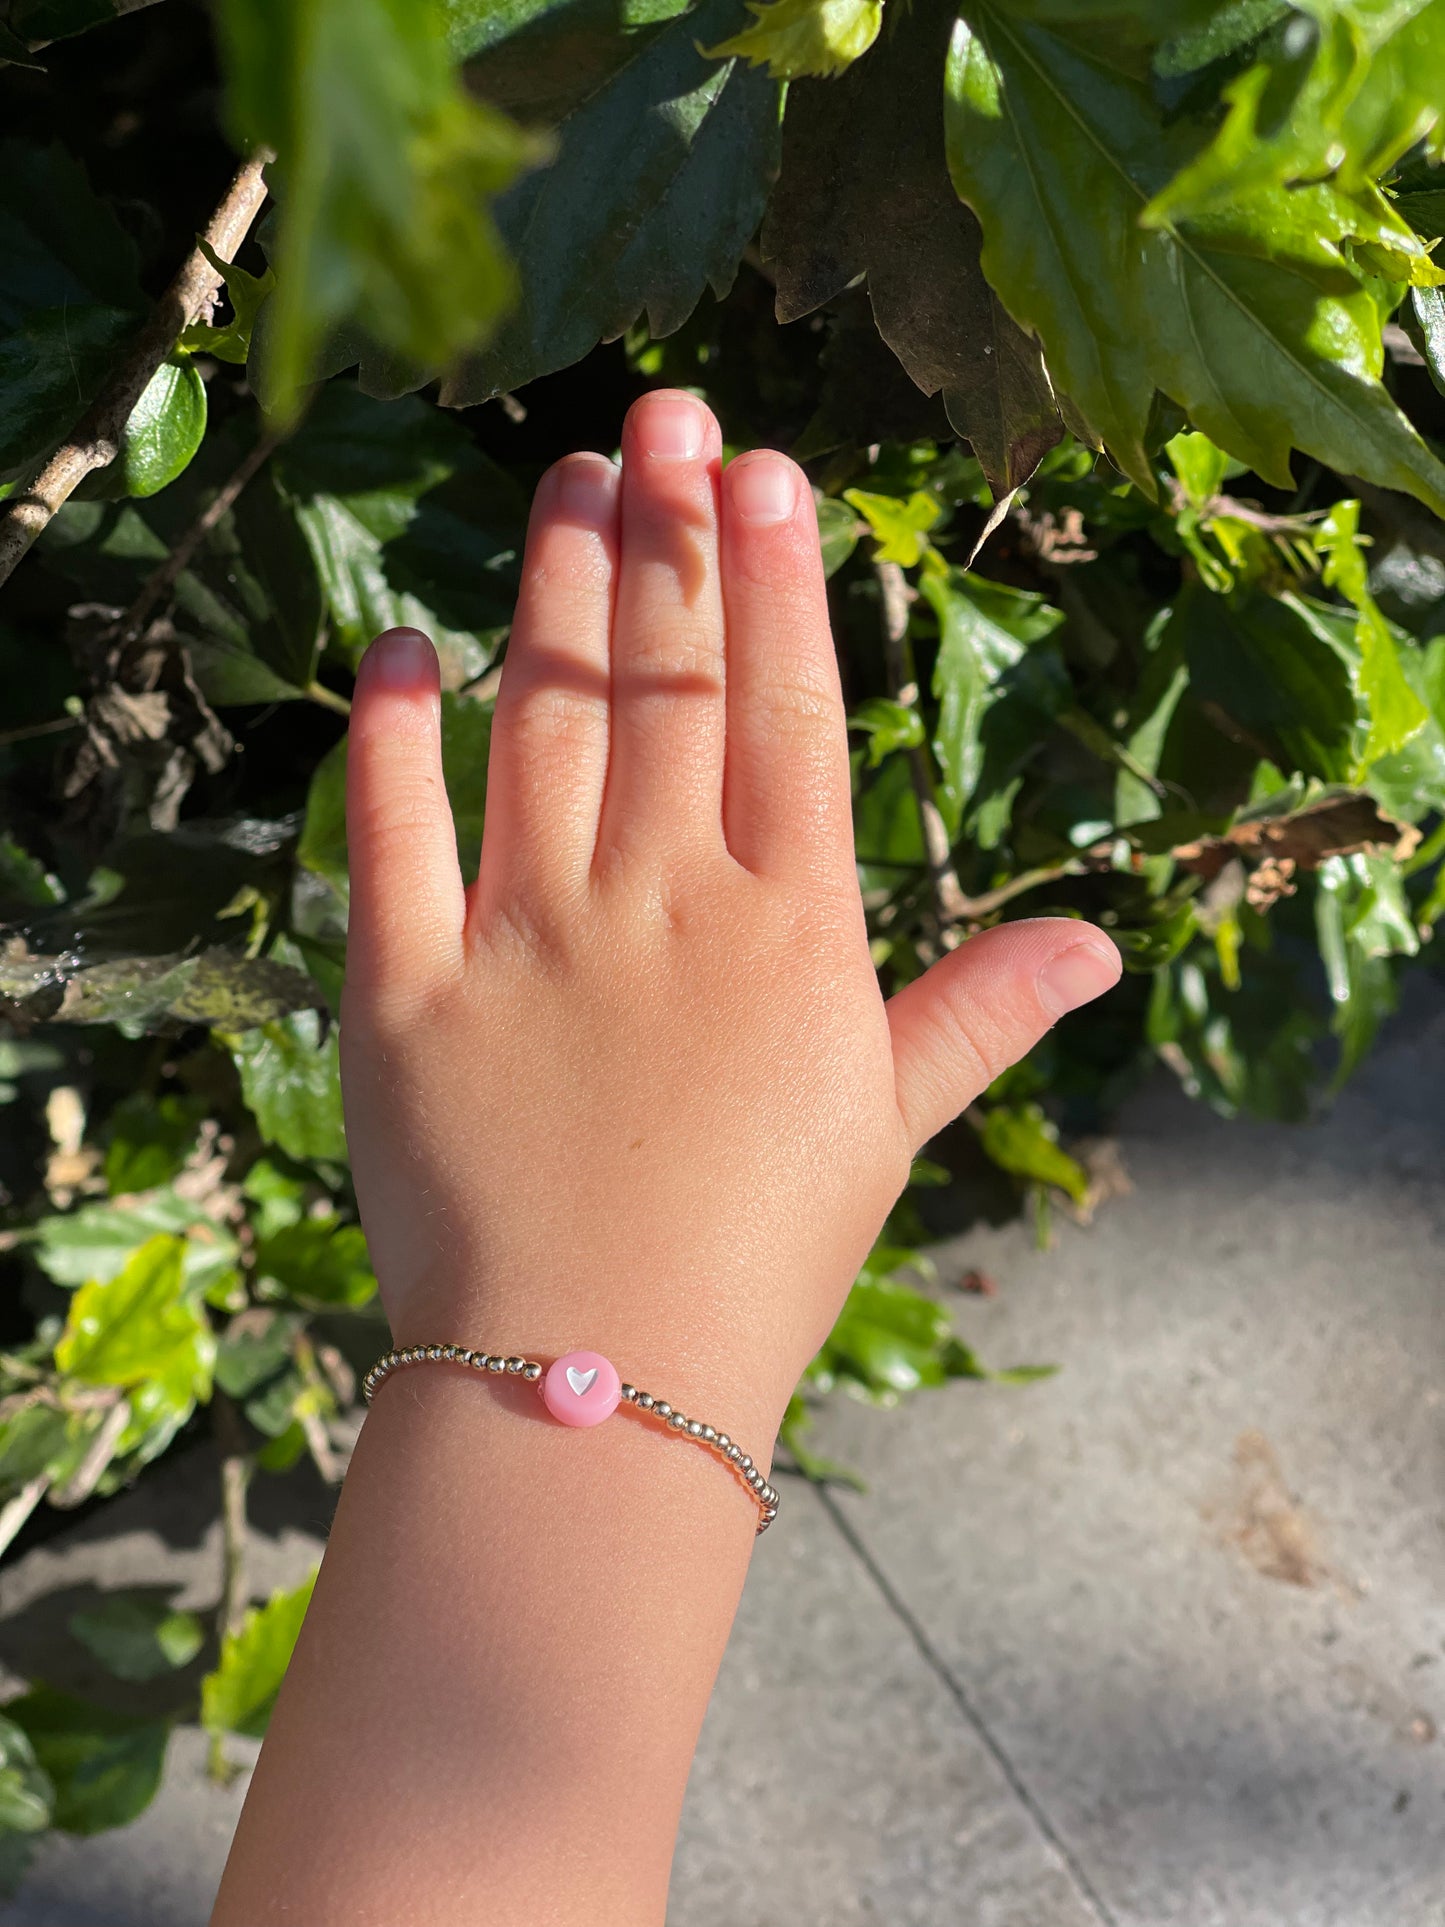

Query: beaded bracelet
[362,1343,780,1533]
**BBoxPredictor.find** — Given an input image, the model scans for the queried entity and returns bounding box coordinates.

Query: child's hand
[339,391,1119,1440]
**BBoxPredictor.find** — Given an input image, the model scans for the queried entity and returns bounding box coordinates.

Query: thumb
[887,918,1121,1150]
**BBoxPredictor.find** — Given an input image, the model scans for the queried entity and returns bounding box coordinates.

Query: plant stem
[0,145,275,589]
[0,715,79,748]
[0,1476,48,1559]
[305,680,352,718]
[873,559,969,933]
[215,1393,254,1641]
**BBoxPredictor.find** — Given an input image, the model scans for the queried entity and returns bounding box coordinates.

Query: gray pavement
[5,986,1445,1925]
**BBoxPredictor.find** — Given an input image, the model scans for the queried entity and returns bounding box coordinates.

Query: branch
[874,559,969,933]
[117,429,282,652]
[0,146,275,589]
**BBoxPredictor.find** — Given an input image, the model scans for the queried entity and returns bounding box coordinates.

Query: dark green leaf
[441,0,782,405]
[4,1689,168,1836]
[0,140,144,474]
[217,0,540,417]
[1173,582,1358,782]
[214,1309,304,1399]
[69,1593,204,1683]
[762,0,1058,496]
[278,384,525,678]
[103,1093,204,1196]
[922,568,1068,840]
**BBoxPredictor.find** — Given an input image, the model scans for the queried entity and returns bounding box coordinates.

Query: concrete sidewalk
[5,990,1445,1925]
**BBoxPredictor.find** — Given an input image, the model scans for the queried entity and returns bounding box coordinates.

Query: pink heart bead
[542,1350,621,1428]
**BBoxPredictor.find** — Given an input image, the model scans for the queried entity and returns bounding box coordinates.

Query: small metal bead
[428,1345,444,1360]
[620,1384,638,1402]
[701,1425,717,1443]
[716,1434,730,1451]
[487,1356,506,1373]
[726,1444,741,1462]
[444,1345,459,1359]
[505,1356,525,1374]
[687,1420,704,1437]
[667,1412,686,1430]
[739,1455,753,1473]
[654,1402,672,1419]
[636,1392,655,1409]
[522,1361,542,1382]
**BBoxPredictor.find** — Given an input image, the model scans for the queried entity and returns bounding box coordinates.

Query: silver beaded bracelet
[362,1342,780,1533]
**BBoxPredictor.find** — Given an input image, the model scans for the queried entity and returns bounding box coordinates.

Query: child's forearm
[211,1355,780,1926]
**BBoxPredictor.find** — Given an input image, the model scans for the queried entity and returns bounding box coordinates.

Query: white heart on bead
[566,1366,599,1397]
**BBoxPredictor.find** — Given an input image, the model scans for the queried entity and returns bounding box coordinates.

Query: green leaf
[943,8,1445,516]
[815,494,859,577]
[848,696,925,767]
[54,1234,215,1398]
[706,0,881,79]
[441,0,782,405]
[1149,0,1445,228]
[69,1594,204,1683]
[103,1093,204,1197]
[201,1571,316,1742]
[979,1100,1089,1204]
[0,1716,52,1837]
[253,1217,376,1309]
[278,383,525,678]
[34,1189,239,1295]
[4,1689,168,1836]
[761,4,1058,495]
[230,1010,346,1164]
[843,487,941,566]
[922,568,1068,839]
[1315,500,1430,766]
[177,239,275,365]
[217,0,541,418]
[112,359,207,499]
[0,140,145,474]
[1172,581,1358,781]
[215,1309,304,1398]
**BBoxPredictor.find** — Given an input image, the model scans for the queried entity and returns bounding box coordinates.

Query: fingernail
[730,454,796,526]
[1037,938,1121,1017]
[366,627,436,687]
[553,456,618,523]
[633,391,705,460]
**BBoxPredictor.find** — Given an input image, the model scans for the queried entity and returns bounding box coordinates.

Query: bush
[2,0,1445,1880]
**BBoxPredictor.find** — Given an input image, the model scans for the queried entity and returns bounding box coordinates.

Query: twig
[0,714,79,748]
[0,146,275,589]
[874,559,969,930]
[50,1394,132,1507]
[0,1476,47,1559]
[117,430,283,652]
[21,0,166,50]
[214,1392,254,1641]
